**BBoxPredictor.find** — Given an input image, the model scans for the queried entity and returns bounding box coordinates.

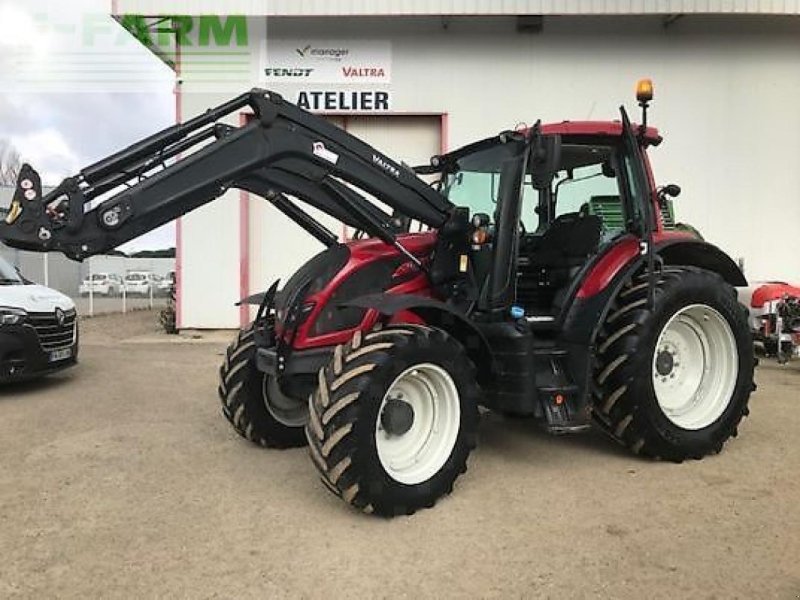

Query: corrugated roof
[111,0,800,16]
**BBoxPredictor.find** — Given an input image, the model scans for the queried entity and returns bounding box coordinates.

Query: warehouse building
[112,1,800,329]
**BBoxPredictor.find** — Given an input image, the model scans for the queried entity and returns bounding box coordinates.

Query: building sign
[263,39,392,84]
[294,90,391,112]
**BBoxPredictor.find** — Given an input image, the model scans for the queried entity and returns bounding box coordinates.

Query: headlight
[0,307,27,326]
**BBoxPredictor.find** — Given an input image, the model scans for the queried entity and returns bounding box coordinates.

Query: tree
[131,248,176,258]
[0,139,21,186]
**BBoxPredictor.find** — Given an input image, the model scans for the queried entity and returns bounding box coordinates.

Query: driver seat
[530,212,602,269]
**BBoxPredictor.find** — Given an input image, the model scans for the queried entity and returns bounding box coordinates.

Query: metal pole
[122,280,127,314]
[149,277,153,309]
[43,253,49,287]
[88,258,94,317]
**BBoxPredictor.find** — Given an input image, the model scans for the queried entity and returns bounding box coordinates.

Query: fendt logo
[264,68,314,77]
[296,44,350,59]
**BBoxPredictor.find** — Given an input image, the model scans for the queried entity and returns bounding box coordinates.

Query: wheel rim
[262,376,307,428]
[652,304,738,430]
[375,363,461,486]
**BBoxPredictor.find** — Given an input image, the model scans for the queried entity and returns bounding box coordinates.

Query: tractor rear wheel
[592,267,755,461]
[306,325,480,517]
[218,325,308,448]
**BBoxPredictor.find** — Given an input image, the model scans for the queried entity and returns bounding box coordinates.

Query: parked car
[0,256,78,382]
[79,273,122,296]
[123,271,153,296]
[157,271,175,296]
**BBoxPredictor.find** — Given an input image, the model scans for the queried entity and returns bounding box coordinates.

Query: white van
[0,256,78,382]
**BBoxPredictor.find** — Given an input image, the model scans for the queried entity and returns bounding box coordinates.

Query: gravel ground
[1,311,798,599]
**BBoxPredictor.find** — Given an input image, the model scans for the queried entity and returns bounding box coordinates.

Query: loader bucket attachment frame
[1,89,453,261]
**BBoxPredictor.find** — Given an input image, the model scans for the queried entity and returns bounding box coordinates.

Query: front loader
[1,82,755,517]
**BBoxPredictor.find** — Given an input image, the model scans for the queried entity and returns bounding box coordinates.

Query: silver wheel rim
[652,304,738,430]
[375,363,461,485]
[262,376,307,427]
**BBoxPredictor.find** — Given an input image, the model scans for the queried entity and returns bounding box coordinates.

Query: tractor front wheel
[218,325,308,448]
[306,325,480,517]
[592,267,755,461]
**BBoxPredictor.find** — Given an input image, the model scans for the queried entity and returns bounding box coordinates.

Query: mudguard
[564,236,747,347]
[657,239,746,287]
[343,293,494,382]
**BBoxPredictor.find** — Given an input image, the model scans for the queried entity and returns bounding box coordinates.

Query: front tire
[218,325,308,448]
[592,267,755,461]
[306,325,480,517]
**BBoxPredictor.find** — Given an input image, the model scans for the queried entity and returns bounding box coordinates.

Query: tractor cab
[517,124,662,321]
[431,119,661,326]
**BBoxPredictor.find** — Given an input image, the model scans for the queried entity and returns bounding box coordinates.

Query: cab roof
[414,120,662,175]
[540,120,662,146]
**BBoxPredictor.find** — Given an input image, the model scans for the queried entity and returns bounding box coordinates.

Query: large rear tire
[218,325,308,448]
[306,325,480,517]
[592,267,755,461]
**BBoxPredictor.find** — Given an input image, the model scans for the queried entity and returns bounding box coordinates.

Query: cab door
[618,107,654,239]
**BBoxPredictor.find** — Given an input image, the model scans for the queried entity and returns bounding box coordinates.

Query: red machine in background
[738,282,800,363]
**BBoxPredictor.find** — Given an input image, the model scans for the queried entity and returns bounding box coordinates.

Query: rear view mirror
[530,134,561,191]
[658,183,681,207]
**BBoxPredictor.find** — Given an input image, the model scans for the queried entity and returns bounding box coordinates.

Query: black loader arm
[1,89,452,260]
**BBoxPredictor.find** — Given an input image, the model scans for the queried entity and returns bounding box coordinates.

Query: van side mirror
[530,134,561,191]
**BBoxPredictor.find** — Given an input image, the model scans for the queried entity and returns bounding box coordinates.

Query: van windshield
[0,257,24,285]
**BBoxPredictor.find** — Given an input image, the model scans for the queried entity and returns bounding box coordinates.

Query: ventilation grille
[28,310,77,351]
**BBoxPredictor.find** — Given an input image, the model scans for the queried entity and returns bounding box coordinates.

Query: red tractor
[2,81,755,517]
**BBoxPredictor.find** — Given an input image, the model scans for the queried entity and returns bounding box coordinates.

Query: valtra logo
[342,67,385,78]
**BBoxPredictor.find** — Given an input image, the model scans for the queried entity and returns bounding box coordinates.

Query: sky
[0,0,176,252]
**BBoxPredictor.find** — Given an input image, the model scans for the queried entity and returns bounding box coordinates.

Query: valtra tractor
[1,81,755,516]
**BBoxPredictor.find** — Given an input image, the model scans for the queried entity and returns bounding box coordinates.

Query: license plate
[49,348,73,362]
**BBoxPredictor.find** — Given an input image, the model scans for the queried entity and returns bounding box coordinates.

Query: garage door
[335,115,441,237]
[344,115,441,168]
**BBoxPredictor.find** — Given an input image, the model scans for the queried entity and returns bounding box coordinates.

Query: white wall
[179,15,800,327]
[178,88,249,329]
[266,16,800,281]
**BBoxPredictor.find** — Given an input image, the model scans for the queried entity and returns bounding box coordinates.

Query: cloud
[1,91,175,182]
[11,128,81,179]
[0,1,176,250]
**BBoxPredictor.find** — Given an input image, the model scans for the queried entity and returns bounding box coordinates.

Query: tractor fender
[565,236,746,347]
[656,239,747,287]
[236,279,280,307]
[344,293,495,383]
